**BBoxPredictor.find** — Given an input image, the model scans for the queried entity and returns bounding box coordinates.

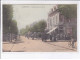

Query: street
[3,36,77,52]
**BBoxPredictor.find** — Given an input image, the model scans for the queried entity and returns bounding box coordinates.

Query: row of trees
[20,20,47,35]
[3,5,18,34]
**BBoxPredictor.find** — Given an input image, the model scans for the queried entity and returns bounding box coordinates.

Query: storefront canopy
[47,27,57,34]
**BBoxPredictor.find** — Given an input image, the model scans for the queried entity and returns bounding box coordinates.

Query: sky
[13,5,54,31]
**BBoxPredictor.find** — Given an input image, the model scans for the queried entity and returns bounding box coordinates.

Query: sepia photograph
[2,4,77,52]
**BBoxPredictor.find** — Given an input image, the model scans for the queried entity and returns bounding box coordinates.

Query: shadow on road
[3,39,24,44]
[11,41,24,44]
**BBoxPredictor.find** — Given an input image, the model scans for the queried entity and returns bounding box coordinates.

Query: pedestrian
[53,32,56,41]
[15,34,17,41]
[19,34,20,38]
[71,37,75,48]
[50,33,52,41]
[41,32,46,42]
[32,32,35,40]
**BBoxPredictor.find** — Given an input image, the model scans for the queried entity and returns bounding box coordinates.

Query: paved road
[3,36,77,52]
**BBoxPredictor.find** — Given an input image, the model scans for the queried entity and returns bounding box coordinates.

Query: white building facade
[46,5,66,41]
[47,5,60,34]
[46,5,77,41]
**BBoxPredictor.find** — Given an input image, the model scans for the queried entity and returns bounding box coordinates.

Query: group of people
[25,31,76,48]
[25,31,55,42]
[25,32,41,40]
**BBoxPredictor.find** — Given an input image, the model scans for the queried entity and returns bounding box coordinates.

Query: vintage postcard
[2,4,77,52]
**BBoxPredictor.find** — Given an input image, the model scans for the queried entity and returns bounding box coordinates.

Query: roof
[48,9,59,17]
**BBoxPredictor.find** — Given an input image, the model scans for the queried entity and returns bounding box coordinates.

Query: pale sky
[13,5,54,30]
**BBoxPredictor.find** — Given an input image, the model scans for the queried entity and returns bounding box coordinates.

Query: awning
[47,27,57,34]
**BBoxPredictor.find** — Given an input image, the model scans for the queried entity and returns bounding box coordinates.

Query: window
[53,17,54,26]
[50,19,52,27]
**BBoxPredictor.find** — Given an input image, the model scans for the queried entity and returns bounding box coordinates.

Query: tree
[3,5,18,34]
[37,20,47,32]
[58,4,77,19]
[30,20,47,32]
[3,5,19,42]
[20,28,26,35]
[20,20,47,35]
[10,20,18,34]
[3,5,13,34]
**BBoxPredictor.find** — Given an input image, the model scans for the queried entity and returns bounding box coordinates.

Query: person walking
[41,32,46,42]
[71,37,75,48]
[50,33,52,41]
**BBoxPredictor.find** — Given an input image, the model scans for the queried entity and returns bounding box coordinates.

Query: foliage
[58,4,77,19]
[20,28,26,35]
[20,20,47,35]
[20,25,30,35]
[30,20,47,32]
[10,20,18,34]
[58,4,77,39]
[3,5,18,34]
[3,5,13,33]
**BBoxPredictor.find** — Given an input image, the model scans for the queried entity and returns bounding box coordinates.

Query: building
[47,5,65,40]
[47,5,59,32]
[47,5,77,41]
